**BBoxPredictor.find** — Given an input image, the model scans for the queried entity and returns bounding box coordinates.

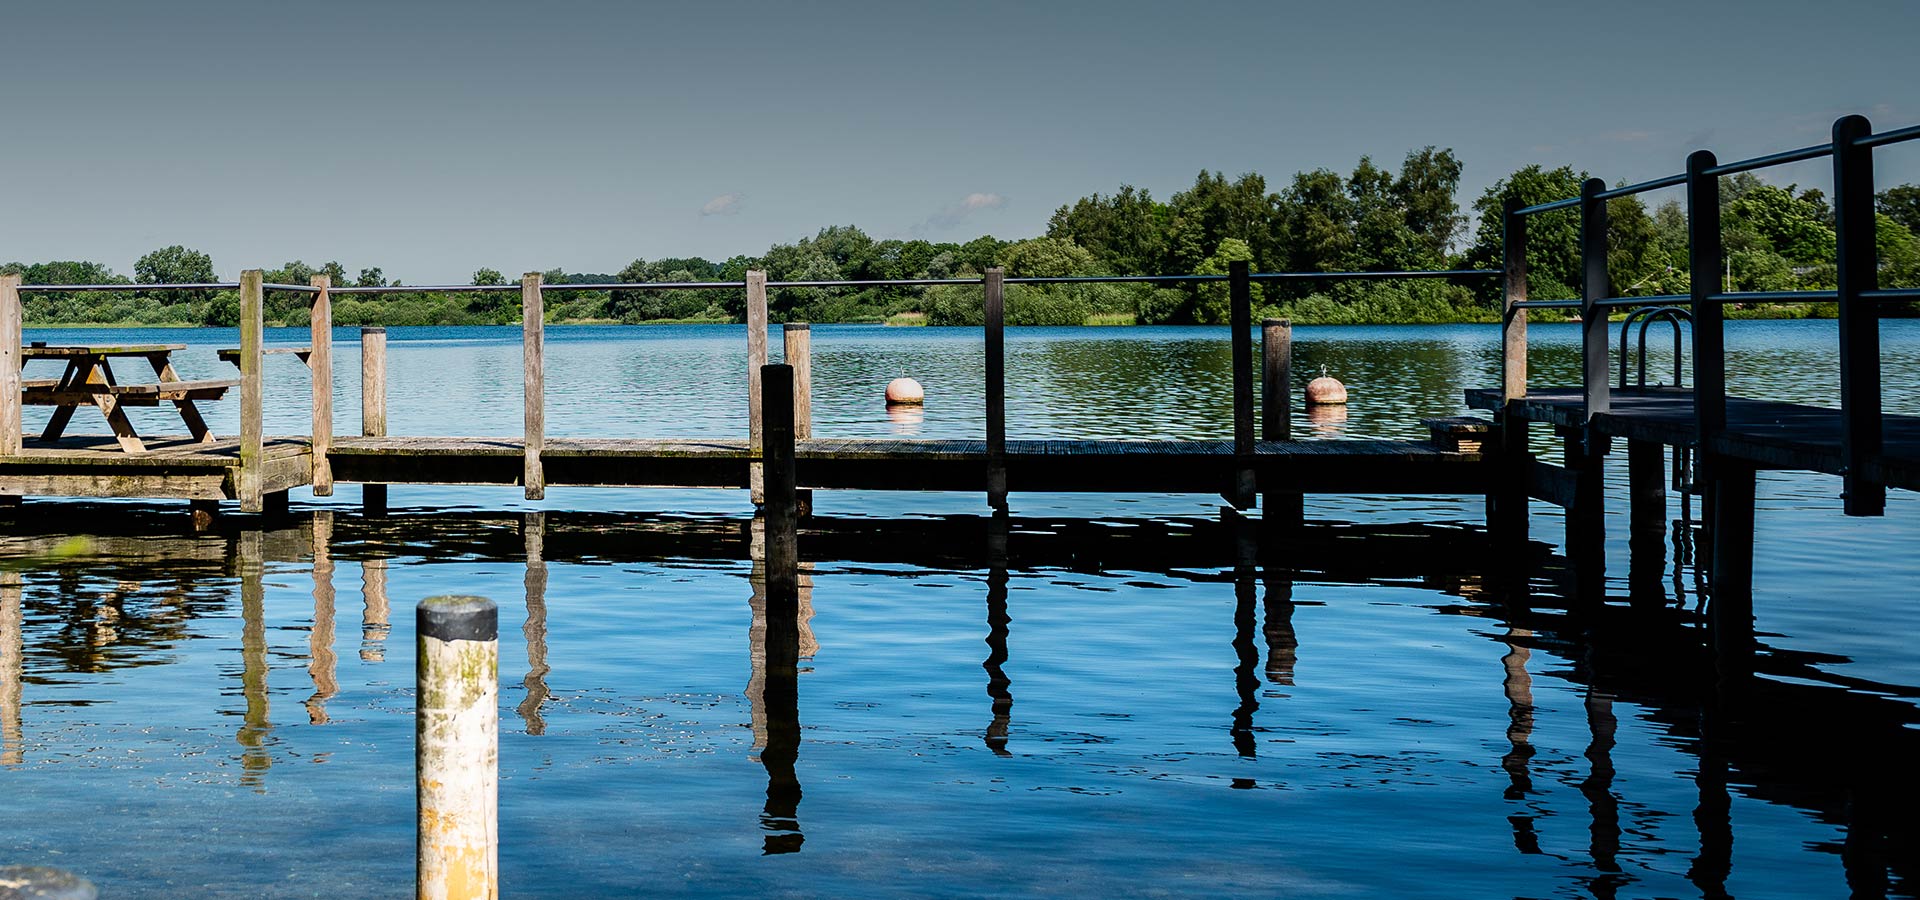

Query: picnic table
[18,344,239,453]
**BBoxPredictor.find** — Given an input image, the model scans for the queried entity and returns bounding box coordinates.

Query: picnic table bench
[17,344,239,453]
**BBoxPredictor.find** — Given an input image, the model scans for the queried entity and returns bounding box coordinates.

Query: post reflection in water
[1499,627,1545,856]
[1261,568,1297,695]
[305,513,339,726]
[1,571,23,767]
[236,530,272,788]
[360,558,390,662]
[1579,687,1625,897]
[747,515,806,854]
[519,512,552,736]
[1688,728,1734,900]
[982,568,1012,756]
[1230,567,1260,760]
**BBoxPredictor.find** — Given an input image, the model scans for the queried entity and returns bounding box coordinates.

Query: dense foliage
[8,158,1919,327]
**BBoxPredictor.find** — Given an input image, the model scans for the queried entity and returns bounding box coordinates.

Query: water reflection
[237,530,272,788]
[305,512,338,726]
[747,515,806,854]
[519,512,552,736]
[982,568,1012,756]
[1304,403,1348,435]
[2,572,22,767]
[1230,567,1260,760]
[885,404,924,434]
[1578,687,1625,897]
[360,557,390,662]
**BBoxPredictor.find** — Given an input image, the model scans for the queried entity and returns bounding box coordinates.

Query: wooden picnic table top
[216,345,312,363]
[21,343,187,359]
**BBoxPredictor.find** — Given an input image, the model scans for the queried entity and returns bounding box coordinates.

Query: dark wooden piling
[747,270,769,506]
[1261,317,1303,529]
[1563,430,1607,602]
[784,323,813,517]
[762,364,799,598]
[1489,197,1531,543]
[985,268,1008,511]
[1709,463,1757,692]
[360,327,388,516]
[1228,261,1255,509]
[1627,439,1669,605]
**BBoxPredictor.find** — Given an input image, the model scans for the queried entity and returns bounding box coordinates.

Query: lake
[3,320,1918,898]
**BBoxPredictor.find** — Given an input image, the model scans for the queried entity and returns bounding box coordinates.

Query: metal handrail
[1619,305,1691,389]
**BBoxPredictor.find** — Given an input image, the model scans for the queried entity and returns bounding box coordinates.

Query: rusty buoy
[1305,366,1347,406]
[886,377,925,405]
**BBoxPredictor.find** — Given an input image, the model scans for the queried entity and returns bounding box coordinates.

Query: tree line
[8,156,1920,327]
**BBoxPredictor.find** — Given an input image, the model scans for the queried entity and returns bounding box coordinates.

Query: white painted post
[416,595,499,900]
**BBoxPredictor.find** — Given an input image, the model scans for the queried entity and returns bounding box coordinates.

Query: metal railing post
[1579,178,1610,419]
[1833,114,1884,516]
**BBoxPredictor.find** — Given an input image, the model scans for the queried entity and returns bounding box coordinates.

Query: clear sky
[2,0,1914,281]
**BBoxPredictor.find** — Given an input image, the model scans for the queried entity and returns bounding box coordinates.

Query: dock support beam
[1708,463,1756,693]
[522,272,545,501]
[1228,261,1255,509]
[1260,317,1301,530]
[1578,178,1610,420]
[1627,439,1668,604]
[309,275,334,496]
[985,268,1008,512]
[783,323,813,517]
[237,270,266,513]
[1833,114,1884,516]
[1564,431,1607,602]
[0,273,21,460]
[747,270,769,506]
[762,364,799,598]
[361,327,388,516]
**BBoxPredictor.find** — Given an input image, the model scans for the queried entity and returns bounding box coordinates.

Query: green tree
[1046,185,1167,276]
[1879,184,1920,234]
[134,245,215,287]
[472,268,506,286]
[1193,238,1258,325]
[1467,165,1587,300]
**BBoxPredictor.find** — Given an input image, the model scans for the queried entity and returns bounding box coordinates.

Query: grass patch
[1084,312,1136,326]
[885,312,929,326]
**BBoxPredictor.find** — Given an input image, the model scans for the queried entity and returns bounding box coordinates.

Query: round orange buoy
[886,377,925,405]
[1305,366,1347,406]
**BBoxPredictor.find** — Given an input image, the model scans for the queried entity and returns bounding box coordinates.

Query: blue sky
[1,0,1913,281]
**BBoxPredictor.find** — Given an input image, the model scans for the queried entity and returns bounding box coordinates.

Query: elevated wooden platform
[0,436,312,500]
[330,436,1488,495]
[1465,386,1920,491]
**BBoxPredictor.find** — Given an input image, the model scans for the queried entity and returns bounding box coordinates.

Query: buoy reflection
[1306,404,1348,436]
[887,404,925,434]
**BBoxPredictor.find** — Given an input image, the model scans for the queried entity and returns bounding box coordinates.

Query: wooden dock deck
[0,435,311,501]
[1465,387,1920,490]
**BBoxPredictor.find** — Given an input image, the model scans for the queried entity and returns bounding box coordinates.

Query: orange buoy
[885,377,925,405]
[1305,366,1347,406]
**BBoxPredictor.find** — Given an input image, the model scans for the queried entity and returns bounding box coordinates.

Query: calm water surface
[3,321,1918,897]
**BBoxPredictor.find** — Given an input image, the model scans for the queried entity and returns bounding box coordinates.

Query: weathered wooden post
[1579,177,1610,419]
[1564,431,1608,604]
[0,273,21,459]
[1709,464,1757,693]
[984,268,1008,511]
[762,363,799,598]
[522,272,545,501]
[361,327,388,516]
[309,274,334,496]
[1261,317,1302,529]
[784,322,813,516]
[1228,261,1255,509]
[1688,150,1725,571]
[1490,197,1532,541]
[238,270,267,513]
[747,270,769,505]
[1832,114,1884,517]
[416,595,499,900]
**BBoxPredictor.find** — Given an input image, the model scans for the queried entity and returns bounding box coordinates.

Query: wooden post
[784,323,813,516]
[1228,261,1255,509]
[1627,438,1668,606]
[0,273,21,457]
[1491,198,1532,542]
[747,270,769,505]
[762,363,799,598]
[361,327,388,516]
[522,272,545,501]
[1579,178,1610,420]
[238,270,266,513]
[1832,114,1883,516]
[309,274,334,496]
[1261,318,1302,528]
[1501,197,1529,402]
[415,596,498,900]
[1688,151,1726,450]
[984,268,1007,511]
